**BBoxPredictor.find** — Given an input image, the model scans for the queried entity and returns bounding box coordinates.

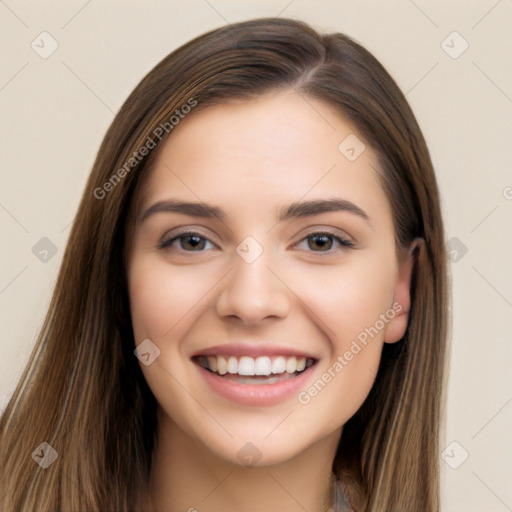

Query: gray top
[328,477,356,512]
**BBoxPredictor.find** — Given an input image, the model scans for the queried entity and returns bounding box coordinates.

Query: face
[127,90,414,466]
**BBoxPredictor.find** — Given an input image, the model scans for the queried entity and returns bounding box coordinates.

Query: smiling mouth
[193,355,316,384]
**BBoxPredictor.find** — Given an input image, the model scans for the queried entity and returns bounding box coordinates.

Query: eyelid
[292,225,355,245]
[162,226,214,240]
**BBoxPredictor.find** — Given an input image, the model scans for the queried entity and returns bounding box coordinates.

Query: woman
[0,17,449,512]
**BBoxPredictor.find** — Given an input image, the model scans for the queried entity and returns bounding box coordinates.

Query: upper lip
[191,343,318,360]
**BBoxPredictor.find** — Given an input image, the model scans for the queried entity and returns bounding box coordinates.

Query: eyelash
[157,230,355,254]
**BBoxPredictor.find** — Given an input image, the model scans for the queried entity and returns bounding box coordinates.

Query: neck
[141,412,342,512]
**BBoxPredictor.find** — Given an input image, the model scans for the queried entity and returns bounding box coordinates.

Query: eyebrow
[139,198,370,224]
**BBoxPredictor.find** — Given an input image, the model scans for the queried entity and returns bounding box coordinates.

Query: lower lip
[196,363,316,406]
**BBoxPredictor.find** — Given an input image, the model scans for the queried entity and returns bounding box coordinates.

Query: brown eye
[158,232,215,251]
[296,231,354,253]
[178,234,207,251]
[307,234,334,251]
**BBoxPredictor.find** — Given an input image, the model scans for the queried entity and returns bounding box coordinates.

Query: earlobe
[384,238,422,344]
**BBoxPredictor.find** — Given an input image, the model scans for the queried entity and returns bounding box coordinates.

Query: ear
[384,238,422,344]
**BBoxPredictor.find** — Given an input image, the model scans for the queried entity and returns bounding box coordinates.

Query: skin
[127,90,416,512]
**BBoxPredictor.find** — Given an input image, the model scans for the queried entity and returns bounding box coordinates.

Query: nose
[215,248,291,325]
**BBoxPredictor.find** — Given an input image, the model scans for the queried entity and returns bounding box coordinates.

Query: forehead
[137,91,391,226]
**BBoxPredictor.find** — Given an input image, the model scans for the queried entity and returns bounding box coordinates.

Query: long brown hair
[0,18,449,511]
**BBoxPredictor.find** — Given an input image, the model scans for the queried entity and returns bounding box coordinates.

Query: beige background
[1,1,511,510]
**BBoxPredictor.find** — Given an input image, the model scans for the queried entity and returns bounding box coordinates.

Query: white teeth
[227,356,238,374]
[271,356,286,374]
[207,356,217,373]
[254,356,272,375]
[285,356,297,374]
[217,356,227,375]
[238,356,255,376]
[199,354,313,376]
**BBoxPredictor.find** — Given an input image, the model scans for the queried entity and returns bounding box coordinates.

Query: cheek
[128,257,208,341]
[285,253,396,349]
[128,257,211,423]
[292,262,394,431]
[289,253,397,429]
